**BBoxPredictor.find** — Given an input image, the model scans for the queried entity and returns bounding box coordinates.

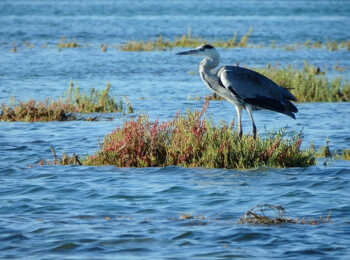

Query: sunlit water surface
[1,1,350,259]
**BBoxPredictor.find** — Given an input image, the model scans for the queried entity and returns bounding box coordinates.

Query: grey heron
[176,44,298,138]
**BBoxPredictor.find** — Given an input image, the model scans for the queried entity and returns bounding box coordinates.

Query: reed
[81,100,314,168]
[0,82,133,122]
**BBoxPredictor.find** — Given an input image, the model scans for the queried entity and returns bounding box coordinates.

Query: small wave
[51,242,79,252]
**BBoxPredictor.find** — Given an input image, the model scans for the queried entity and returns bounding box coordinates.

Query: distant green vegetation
[193,62,350,103]
[120,28,349,52]
[57,38,81,50]
[47,100,315,168]
[120,28,350,52]
[120,28,253,51]
[8,28,349,52]
[282,39,350,52]
[0,82,133,122]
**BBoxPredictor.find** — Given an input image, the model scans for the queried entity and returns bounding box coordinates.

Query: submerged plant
[238,204,331,225]
[81,100,314,168]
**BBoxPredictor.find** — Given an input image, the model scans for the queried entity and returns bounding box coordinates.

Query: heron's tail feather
[282,100,298,119]
[284,111,296,119]
[286,100,298,113]
[244,96,298,119]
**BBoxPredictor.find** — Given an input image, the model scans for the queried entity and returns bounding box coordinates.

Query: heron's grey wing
[218,66,298,118]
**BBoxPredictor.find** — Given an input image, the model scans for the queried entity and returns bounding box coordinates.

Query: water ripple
[1,1,350,259]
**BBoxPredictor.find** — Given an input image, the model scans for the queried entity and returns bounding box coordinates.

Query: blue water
[1,1,350,259]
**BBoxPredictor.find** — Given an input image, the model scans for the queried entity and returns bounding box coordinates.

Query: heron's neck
[200,56,219,74]
[199,56,220,92]
[199,56,219,81]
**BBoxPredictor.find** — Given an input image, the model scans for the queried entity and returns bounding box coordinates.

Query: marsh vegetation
[44,100,315,168]
[0,82,133,122]
[7,28,350,52]
[121,29,350,52]
[194,62,350,103]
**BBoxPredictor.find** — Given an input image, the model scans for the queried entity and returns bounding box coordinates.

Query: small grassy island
[49,101,316,169]
[0,82,133,122]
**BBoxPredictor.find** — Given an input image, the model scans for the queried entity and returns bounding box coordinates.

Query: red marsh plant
[83,100,315,169]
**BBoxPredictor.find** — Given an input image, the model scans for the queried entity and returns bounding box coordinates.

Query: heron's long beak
[176,49,200,56]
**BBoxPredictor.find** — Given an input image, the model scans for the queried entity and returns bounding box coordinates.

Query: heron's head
[176,44,219,59]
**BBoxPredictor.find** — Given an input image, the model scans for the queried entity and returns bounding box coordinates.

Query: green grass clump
[40,146,82,166]
[82,101,314,168]
[0,100,75,122]
[341,150,350,160]
[256,62,350,102]
[57,38,81,50]
[0,82,133,122]
[281,40,350,52]
[65,81,128,113]
[193,63,350,103]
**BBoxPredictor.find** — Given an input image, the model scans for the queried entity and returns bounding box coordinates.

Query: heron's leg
[235,105,242,138]
[246,106,257,139]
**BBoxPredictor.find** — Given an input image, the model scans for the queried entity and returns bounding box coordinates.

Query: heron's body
[177,44,298,138]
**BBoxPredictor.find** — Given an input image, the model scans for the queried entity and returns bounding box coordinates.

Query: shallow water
[1,1,350,259]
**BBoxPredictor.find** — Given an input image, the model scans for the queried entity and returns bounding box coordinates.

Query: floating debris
[238,204,331,225]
